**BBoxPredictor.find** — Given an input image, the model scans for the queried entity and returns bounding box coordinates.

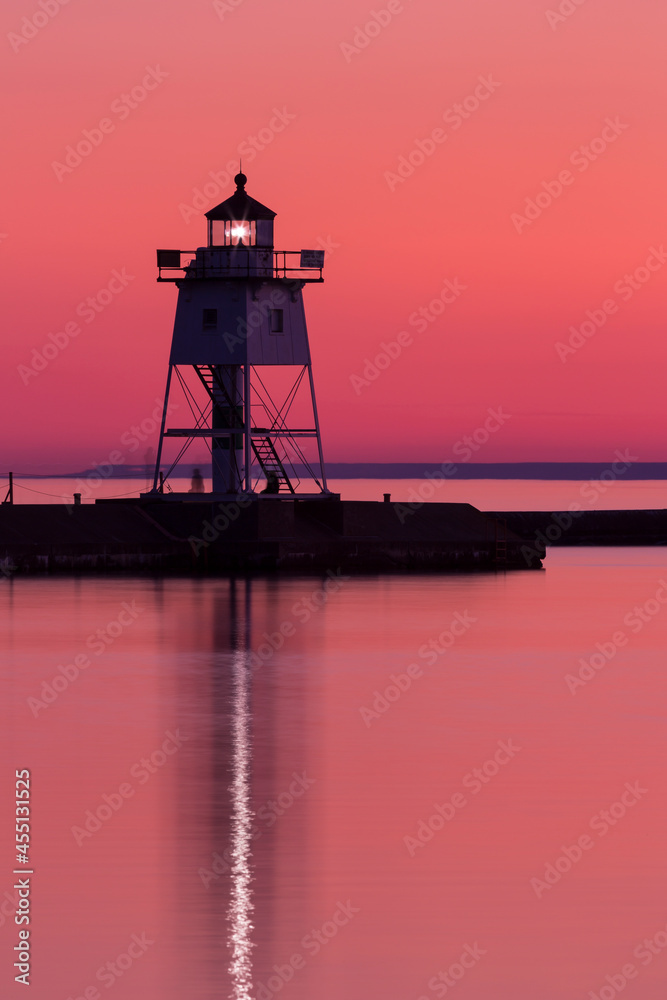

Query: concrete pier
[0,499,542,575]
[491,509,667,550]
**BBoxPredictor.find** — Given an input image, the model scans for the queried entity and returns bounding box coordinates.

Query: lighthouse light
[209,219,256,247]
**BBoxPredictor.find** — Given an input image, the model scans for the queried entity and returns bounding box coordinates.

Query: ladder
[252,437,294,493]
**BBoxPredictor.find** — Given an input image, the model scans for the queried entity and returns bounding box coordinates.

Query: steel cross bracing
[155,364,324,493]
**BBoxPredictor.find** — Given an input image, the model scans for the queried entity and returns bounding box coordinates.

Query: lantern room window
[209,219,256,247]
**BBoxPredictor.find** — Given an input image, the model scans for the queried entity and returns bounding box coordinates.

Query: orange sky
[2,0,667,470]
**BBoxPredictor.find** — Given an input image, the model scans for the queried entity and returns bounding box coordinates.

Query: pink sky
[2,0,667,470]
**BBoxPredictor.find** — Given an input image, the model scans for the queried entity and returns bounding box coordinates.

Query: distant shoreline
[13,463,667,481]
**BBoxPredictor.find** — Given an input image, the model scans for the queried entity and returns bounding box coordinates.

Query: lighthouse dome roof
[205,173,276,221]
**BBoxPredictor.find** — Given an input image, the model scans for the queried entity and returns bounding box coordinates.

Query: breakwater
[0,498,541,575]
[492,509,667,551]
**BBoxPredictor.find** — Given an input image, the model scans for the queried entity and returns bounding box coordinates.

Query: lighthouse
[151,172,329,498]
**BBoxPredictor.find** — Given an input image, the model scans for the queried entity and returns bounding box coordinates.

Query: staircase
[194,365,218,398]
[252,437,294,493]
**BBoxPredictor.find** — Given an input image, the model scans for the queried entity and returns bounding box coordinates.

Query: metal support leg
[152,365,173,492]
[244,363,252,492]
[307,364,328,492]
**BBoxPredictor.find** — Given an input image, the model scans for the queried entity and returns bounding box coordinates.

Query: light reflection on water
[227,642,255,1000]
[3,549,667,999]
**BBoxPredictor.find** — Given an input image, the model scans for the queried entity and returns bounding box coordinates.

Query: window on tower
[202,308,218,331]
[270,309,284,333]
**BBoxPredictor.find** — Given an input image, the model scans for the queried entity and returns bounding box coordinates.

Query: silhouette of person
[189,468,205,493]
[261,472,280,494]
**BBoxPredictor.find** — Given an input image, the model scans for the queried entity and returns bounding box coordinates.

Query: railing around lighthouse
[156,249,324,282]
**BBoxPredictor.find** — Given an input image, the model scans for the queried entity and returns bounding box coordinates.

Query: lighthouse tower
[151,172,329,498]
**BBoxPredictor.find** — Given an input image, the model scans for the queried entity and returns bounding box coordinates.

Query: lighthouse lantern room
[151,172,329,498]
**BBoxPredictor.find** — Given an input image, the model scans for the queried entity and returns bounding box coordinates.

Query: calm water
[6,476,667,510]
[3,549,667,999]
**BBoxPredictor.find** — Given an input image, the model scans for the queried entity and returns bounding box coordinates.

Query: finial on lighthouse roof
[205,170,276,221]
